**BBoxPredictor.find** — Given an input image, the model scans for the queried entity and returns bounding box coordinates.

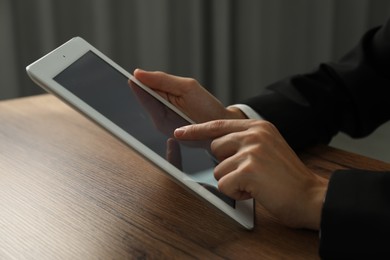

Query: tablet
[26,37,254,229]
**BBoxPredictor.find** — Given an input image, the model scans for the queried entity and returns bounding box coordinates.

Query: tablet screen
[54,51,235,208]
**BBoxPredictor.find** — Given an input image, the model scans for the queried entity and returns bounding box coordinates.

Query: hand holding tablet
[26,37,255,229]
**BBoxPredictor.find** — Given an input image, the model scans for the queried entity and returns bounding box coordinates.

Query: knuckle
[208,120,226,133]
[259,120,278,133]
[184,77,199,87]
[240,130,260,144]
[237,147,264,169]
[245,120,279,141]
[251,119,276,130]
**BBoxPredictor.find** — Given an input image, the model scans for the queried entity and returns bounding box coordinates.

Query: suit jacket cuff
[319,169,390,258]
[228,104,263,120]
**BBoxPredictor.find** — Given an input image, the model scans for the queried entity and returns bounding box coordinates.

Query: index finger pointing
[174,120,250,140]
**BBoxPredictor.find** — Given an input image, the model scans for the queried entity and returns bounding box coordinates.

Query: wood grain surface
[1,94,389,259]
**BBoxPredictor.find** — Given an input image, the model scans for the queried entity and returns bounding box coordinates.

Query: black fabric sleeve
[243,19,390,150]
[319,170,390,258]
[241,18,390,258]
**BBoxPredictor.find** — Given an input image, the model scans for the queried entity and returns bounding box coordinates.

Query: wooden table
[1,94,390,259]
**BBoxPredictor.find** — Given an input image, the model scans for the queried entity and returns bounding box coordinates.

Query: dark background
[1,0,389,161]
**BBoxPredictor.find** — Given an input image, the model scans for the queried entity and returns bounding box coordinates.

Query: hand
[174,119,328,230]
[129,80,185,137]
[132,69,247,123]
[129,80,214,151]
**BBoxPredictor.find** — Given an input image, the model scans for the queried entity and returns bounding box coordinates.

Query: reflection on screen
[54,51,235,208]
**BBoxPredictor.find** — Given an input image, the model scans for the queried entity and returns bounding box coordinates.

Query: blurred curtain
[1,0,390,104]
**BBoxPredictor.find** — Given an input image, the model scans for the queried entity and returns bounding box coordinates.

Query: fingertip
[174,127,185,138]
[133,68,158,86]
[133,68,144,76]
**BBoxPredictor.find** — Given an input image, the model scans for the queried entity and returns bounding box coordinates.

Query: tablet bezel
[26,37,254,229]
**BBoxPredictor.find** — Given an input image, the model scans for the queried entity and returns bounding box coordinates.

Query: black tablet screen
[54,51,235,208]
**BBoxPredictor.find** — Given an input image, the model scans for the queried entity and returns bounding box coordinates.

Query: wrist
[306,178,329,230]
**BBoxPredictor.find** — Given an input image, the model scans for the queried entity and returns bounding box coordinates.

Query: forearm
[242,19,390,150]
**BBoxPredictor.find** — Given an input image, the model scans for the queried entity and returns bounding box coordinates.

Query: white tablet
[26,37,254,229]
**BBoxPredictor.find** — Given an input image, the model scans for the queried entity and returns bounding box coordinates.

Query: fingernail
[174,127,186,137]
[134,68,144,74]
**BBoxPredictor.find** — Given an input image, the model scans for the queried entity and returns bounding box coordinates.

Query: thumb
[133,69,188,96]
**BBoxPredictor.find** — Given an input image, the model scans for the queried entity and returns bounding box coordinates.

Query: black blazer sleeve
[243,19,390,151]
[243,18,390,258]
[319,169,390,258]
